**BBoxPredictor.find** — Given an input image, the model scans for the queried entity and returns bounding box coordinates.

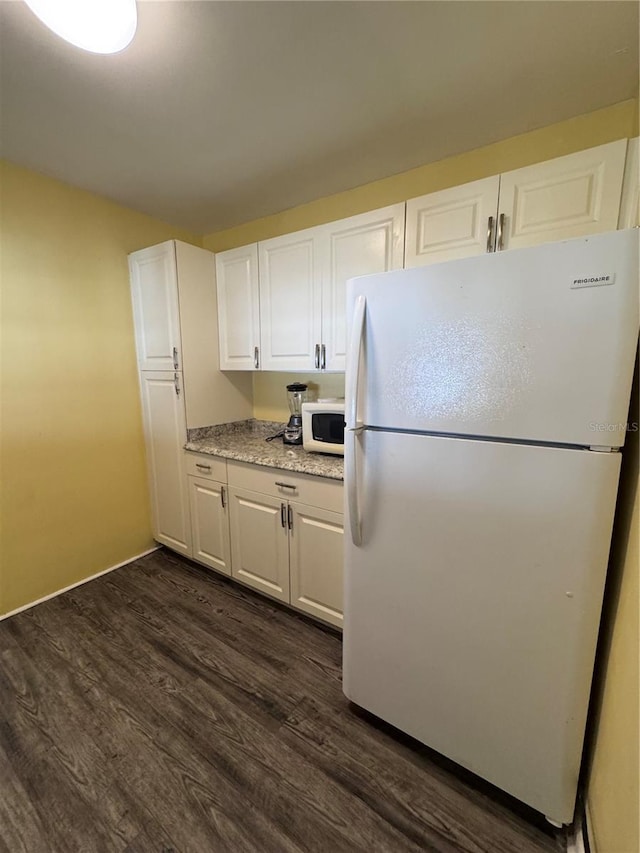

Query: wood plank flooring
[0,550,564,853]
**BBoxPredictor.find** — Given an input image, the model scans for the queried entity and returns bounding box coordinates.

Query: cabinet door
[259,228,323,371]
[619,137,639,228]
[188,476,231,575]
[139,371,191,556]
[497,139,627,251]
[405,176,500,268]
[228,486,289,602]
[321,205,405,372]
[129,242,182,371]
[216,244,261,370]
[289,502,343,628]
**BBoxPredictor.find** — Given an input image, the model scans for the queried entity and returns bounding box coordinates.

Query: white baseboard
[567,823,588,853]
[566,798,593,853]
[0,546,160,621]
[584,801,597,853]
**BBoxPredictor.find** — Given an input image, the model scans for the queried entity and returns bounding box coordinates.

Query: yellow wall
[0,160,200,616]
[253,372,345,423]
[202,98,638,421]
[203,99,638,253]
[587,375,639,853]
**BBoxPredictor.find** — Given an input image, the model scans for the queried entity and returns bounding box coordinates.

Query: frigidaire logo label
[570,272,615,289]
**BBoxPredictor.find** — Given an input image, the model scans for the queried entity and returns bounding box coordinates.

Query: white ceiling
[1,1,638,234]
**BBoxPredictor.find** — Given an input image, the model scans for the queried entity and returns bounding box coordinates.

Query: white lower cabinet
[288,502,343,627]
[228,486,290,601]
[188,476,231,575]
[185,453,231,575]
[227,461,344,628]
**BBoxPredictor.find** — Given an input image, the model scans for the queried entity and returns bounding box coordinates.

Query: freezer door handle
[346,294,366,431]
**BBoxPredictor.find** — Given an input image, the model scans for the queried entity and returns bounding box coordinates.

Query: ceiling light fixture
[24,0,137,54]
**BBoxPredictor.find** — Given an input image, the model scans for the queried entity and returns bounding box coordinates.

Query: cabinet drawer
[185,452,227,482]
[227,461,343,513]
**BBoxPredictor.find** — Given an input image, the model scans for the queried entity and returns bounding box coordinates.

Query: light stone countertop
[185,419,344,481]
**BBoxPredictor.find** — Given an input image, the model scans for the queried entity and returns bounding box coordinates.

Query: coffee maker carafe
[283,383,308,445]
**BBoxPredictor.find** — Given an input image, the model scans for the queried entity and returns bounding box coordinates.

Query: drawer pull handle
[196,463,212,471]
[275,481,297,491]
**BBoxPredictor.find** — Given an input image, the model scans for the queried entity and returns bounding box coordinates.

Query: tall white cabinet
[129,241,252,553]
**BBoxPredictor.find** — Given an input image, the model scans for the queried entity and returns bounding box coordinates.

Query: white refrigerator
[342,229,639,826]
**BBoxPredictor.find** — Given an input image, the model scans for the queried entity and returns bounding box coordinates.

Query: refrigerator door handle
[346,294,366,431]
[346,293,366,546]
[347,426,363,546]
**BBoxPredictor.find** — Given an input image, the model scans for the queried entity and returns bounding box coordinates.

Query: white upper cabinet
[215,141,630,370]
[129,242,181,371]
[405,176,500,268]
[619,137,639,228]
[406,140,628,267]
[259,227,323,372]
[320,204,405,371]
[497,139,628,251]
[130,240,252,428]
[248,205,405,373]
[216,244,261,371]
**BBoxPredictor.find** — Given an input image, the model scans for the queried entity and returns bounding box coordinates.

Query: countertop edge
[184,420,343,481]
[185,442,344,481]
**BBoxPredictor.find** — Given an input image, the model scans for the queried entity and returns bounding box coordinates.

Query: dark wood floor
[0,550,564,853]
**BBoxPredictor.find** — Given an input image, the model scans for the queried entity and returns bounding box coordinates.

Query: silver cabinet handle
[497,213,506,251]
[486,216,495,253]
[321,344,326,370]
[220,486,226,509]
[314,344,320,369]
[195,463,211,471]
[173,347,179,370]
[254,346,260,369]
[281,503,287,528]
[275,481,297,491]
[287,504,293,531]
[174,372,180,396]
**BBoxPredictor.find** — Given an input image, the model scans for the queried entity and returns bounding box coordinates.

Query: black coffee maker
[283,383,308,445]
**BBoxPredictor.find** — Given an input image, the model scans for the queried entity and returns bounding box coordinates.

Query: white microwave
[302,401,345,456]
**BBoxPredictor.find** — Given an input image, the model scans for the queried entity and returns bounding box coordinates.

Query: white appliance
[343,229,639,826]
[302,400,345,455]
